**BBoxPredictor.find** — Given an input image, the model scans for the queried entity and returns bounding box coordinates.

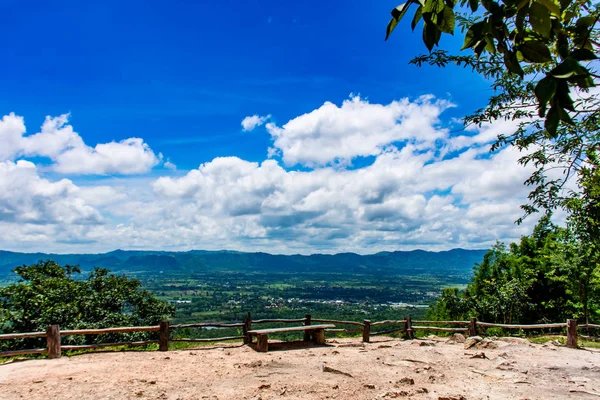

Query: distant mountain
[0,248,487,278]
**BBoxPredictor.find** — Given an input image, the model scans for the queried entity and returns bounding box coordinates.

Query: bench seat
[247,324,335,352]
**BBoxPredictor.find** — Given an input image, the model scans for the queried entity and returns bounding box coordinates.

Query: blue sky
[0,1,537,254]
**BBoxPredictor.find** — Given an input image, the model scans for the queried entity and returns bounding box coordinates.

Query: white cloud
[265,95,453,167]
[0,113,161,175]
[0,160,101,227]
[53,138,160,175]
[241,114,271,132]
[0,95,545,254]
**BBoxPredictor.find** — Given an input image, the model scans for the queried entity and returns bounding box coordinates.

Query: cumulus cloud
[0,160,102,225]
[241,114,271,132]
[265,95,453,167]
[0,113,161,175]
[0,95,541,254]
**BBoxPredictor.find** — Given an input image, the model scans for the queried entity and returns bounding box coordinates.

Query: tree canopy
[427,216,600,323]
[0,261,174,349]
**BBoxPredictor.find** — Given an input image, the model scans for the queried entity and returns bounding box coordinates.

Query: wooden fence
[1,314,597,359]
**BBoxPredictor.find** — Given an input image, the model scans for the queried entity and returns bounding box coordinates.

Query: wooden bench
[248,324,335,352]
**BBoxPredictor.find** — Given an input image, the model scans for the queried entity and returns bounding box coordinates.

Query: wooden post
[405,316,414,339]
[314,329,325,345]
[256,334,268,352]
[362,320,371,343]
[46,325,61,359]
[303,313,312,341]
[567,319,578,349]
[242,317,249,344]
[159,320,169,352]
[245,312,253,345]
[469,317,477,337]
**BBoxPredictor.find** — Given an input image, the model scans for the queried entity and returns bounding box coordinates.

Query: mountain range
[0,248,488,278]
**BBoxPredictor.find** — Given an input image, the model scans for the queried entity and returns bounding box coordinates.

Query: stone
[396,377,415,386]
[464,336,483,349]
[447,333,466,343]
[474,339,499,349]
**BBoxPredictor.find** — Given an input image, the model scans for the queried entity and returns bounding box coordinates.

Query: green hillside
[0,248,487,278]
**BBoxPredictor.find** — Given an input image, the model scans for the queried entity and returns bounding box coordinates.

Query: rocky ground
[0,335,599,400]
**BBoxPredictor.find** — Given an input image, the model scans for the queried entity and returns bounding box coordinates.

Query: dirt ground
[0,336,599,400]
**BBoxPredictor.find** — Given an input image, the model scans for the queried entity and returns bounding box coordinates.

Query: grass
[528,335,600,349]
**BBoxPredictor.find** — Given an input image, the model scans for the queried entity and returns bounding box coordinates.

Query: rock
[447,333,466,344]
[496,360,516,371]
[396,377,415,386]
[477,339,499,349]
[258,384,271,390]
[412,341,434,347]
[438,396,466,400]
[464,336,483,349]
[381,390,409,398]
[364,384,376,389]
[246,360,262,368]
[497,337,529,345]
[321,364,353,378]
[469,352,487,359]
[416,387,429,393]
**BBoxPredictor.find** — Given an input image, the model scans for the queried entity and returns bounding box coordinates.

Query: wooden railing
[0,314,596,359]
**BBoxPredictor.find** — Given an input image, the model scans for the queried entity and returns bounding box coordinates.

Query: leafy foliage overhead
[386,0,598,137]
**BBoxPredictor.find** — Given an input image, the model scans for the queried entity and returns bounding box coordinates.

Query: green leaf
[558,0,570,11]
[412,5,423,31]
[423,21,442,51]
[545,106,559,137]
[469,0,479,12]
[386,2,414,40]
[438,6,455,34]
[556,31,569,59]
[576,16,596,29]
[573,75,596,89]
[386,17,400,41]
[557,107,574,125]
[504,50,525,77]
[536,0,561,16]
[529,2,552,38]
[424,0,445,15]
[462,21,485,50]
[534,76,557,116]
[570,49,598,61]
[519,40,553,62]
[550,57,587,79]
[484,35,496,53]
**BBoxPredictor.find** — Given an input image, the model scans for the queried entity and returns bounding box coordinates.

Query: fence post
[46,325,61,359]
[567,319,578,349]
[303,314,312,341]
[159,320,169,351]
[245,312,252,345]
[242,316,249,344]
[362,320,371,343]
[469,317,477,337]
[405,316,414,339]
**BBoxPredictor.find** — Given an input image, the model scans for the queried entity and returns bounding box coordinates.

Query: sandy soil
[0,336,599,400]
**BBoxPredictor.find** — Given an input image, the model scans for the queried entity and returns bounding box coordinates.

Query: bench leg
[313,329,325,345]
[256,334,269,352]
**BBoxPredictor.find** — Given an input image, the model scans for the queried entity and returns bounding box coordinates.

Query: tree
[427,216,600,324]
[0,260,174,350]
[385,0,599,221]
